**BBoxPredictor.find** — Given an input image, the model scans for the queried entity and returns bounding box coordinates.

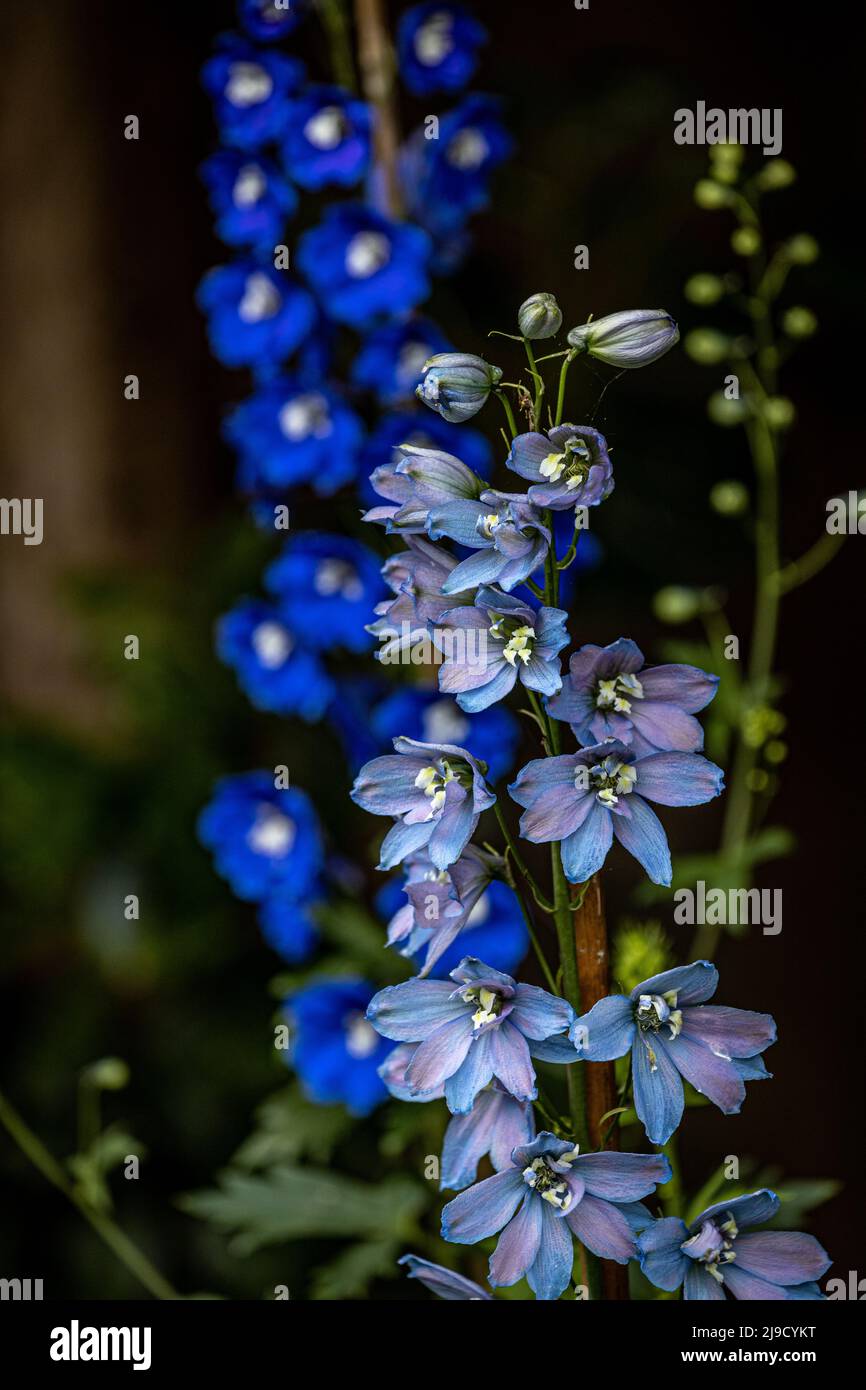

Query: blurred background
[0,0,862,1298]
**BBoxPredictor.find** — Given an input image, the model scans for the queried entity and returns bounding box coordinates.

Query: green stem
[494,801,554,913]
[554,351,576,426]
[522,337,545,430]
[496,390,518,439]
[0,1088,179,1300]
[315,0,358,92]
[507,874,559,995]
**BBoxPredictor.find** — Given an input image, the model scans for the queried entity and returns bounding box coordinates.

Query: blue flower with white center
[263,533,383,652]
[441,1132,670,1300]
[257,890,321,963]
[216,598,335,719]
[416,352,502,422]
[200,151,297,252]
[378,863,528,980]
[638,1190,831,1300]
[406,96,511,234]
[369,688,519,784]
[358,411,491,508]
[351,735,495,871]
[399,1255,492,1300]
[506,423,614,512]
[201,37,303,150]
[281,84,372,189]
[572,960,776,1145]
[426,489,551,594]
[509,738,725,887]
[198,774,323,903]
[226,375,363,494]
[548,637,720,756]
[296,204,431,328]
[364,440,486,533]
[397,3,487,95]
[432,586,568,713]
[367,536,476,665]
[367,957,575,1113]
[197,262,316,369]
[286,979,391,1116]
[351,318,453,406]
[238,0,306,43]
[382,844,503,977]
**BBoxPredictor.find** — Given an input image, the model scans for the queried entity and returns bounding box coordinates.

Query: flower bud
[731,226,761,256]
[764,396,796,430]
[785,234,819,265]
[707,392,748,427]
[756,159,796,191]
[782,306,817,338]
[684,328,730,365]
[653,586,701,624]
[81,1057,130,1091]
[684,274,725,306]
[566,310,679,369]
[518,292,562,340]
[694,179,732,210]
[710,480,749,516]
[416,352,503,422]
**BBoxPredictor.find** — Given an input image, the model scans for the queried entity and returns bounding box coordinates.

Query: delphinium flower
[440,1084,535,1190]
[257,890,322,963]
[263,533,383,652]
[566,309,680,368]
[548,638,719,756]
[200,151,297,251]
[216,597,335,719]
[638,1190,830,1300]
[198,774,322,903]
[518,293,562,340]
[368,687,519,783]
[377,868,528,978]
[404,96,512,234]
[509,739,724,885]
[505,423,614,511]
[571,960,776,1144]
[197,262,316,369]
[363,441,486,533]
[351,319,453,406]
[416,351,502,422]
[367,536,476,663]
[281,85,372,189]
[397,3,487,95]
[367,957,574,1111]
[426,489,551,593]
[359,411,492,492]
[432,586,568,712]
[296,204,432,327]
[351,736,495,870]
[382,843,502,975]
[238,0,305,44]
[226,375,363,494]
[441,1133,670,1299]
[398,1255,492,1300]
[285,979,391,1116]
[201,36,304,150]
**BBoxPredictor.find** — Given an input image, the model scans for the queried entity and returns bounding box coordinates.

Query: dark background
[0,0,862,1297]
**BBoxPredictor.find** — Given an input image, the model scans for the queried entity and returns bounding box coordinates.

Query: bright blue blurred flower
[405,96,511,234]
[572,960,775,1145]
[351,318,453,405]
[286,979,391,1116]
[369,688,519,784]
[200,151,296,252]
[432,586,569,713]
[296,204,431,327]
[238,0,305,43]
[198,773,323,903]
[197,262,316,369]
[216,598,335,719]
[397,4,486,95]
[258,892,321,963]
[227,375,363,493]
[358,411,492,508]
[282,85,372,189]
[264,533,383,652]
[202,36,303,150]
[639,1190,830,1300]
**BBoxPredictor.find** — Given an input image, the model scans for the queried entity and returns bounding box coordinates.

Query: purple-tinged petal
[456,661,518,713]
[732,1232,831,1285]
[695,1189,780,1233]
[442,547,506,593]
[509,753,582,803]
[638,1217,691,1291]
[367,979,466,1041]
[444,1031,495,1114]
[440,1091,496,1189]
[487,1091,536,1171]
[488,1020,537,1102]
[665,1033,746,1114]
[488,1194,543,1287]
[517,783,592,843]
[506,431,552,481]
[733,1054,772,1081]
[528,1032,581,1064]
[782,1282,826,1300]
[631,1031,684,1145]
[351,754,428,814]
[521,651,563,698]
[377,816,433,869]
[571,1151,671,1202]
[612,795,672,886]
[722,1266,796,1300]
[399,1254,492,1300]
[565,1192,636,1264]
[406,1014,475,1093]
[526,1200,576,1300]
[570,995,635,1061]
[639,663,719,713]
[684,1264,726,1300]
[560,800,613,882]
[511,984,574,1041]
[680,1005,777,1060]
[634,751,725,806]
[428,791,474,870]
[630,701,705,754]
[631,961,718,1006]
[441,1168,525,1244]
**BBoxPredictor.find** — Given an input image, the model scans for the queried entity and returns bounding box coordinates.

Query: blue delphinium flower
[217,598,335,719]
[198,773,322,902]
[383,844,503,976]
[351,318,453,405]
[296,204,431,327]
[238,0,305,43]
[200,151,297,252]
[432,586,568,712]
[567,310,679,369]
[257,891,321,963]
[509,739,724,886]
[369,688,519,784]
[367,957,574,1112]
[399,1255,492,1300]
[226,375,363,494]
[426,489,551,593]
[201,37,303,150]
[406,96,511,234]
[638,1190,831,1300]
[441,1084,535,1190]
[351,736,495,870]
[282,85,372,189]
[571,960,776,1145]
[379,865,528,979]
[367,536,476,664]
[441,1132,670,1299]
[417,352,502,422]
[358,411,491,506]
[363,440,486,532]
[397,3,487,95]
[197,262,316,369]
[264,533,383,652]
[286,979,391,1116]
[548,638,720,757]
[506,424,614,512]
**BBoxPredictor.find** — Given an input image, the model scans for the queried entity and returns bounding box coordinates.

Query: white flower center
[539,435,592,489]
[489,619,534,668]
[414,12,455,66]
[313,558,364,601]
[345,231,391,279]
[225,62,273,108]
[582,756,637,808]
[238,272,281,323]
[460,985,501,1030]
[247,806,296,857]
[596,672,644,715]
[251,621,293,668]
[447,128,490,170]
[344,1012,379,1059]
[303,105,348,150]
[422,699,469,746]
[636,991,682,1039]
[477,512,500,540]
[278,393,333,441]
[233,163,267,207]
[522,1154,579,1209]
[414,761,456,817]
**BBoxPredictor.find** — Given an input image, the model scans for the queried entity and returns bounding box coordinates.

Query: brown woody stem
[353,0,404,217]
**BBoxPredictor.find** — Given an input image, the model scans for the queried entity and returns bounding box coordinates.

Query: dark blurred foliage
[0,0,861,1298]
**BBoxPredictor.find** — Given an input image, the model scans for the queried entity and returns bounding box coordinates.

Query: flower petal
[441,1167,526,1244]
[612,795,672,885]
[631,1031,684,1145]
[440,1091,496,1190]
[443,1031,495,1114]
[571,1151,671,1202]
[632,961,718,1006]
[639,663,719,713]
[732,1232,831,1285]
[488,1020,537,1102]
[488,1194,543,1287]
[565,1192,636,1264]
[638,1217,690,1292]
[526,1200,576,1300]
[367,979,466,1041]
[570,994,635,1061]
[560,800,613,882]
[665,1033,746,1114]
[684,1264,726,1300]
[695,1189,780,1232]
[634,751,725,806]
[406,1014,475,1093]
[399,1254,492,1300]
[680,1004,777,1059]
[511,983,574,1040]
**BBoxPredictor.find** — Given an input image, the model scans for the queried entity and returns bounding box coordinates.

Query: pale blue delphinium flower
[367,957,574,1112]
[426,489,551,593]
[363,441,485,533]
[431,586,568,712]
[638,1190,831,1300]
[382,843,504,977]
[506,423,613,512]
[416,352,503,422]
[572,960,775,1144]
[366,536,476,664]
[509,739,724,886]
[566,309,679,368]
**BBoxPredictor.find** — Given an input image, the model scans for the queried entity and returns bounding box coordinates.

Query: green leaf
[231,1085,353,1169]
[309,1239,398,1300]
